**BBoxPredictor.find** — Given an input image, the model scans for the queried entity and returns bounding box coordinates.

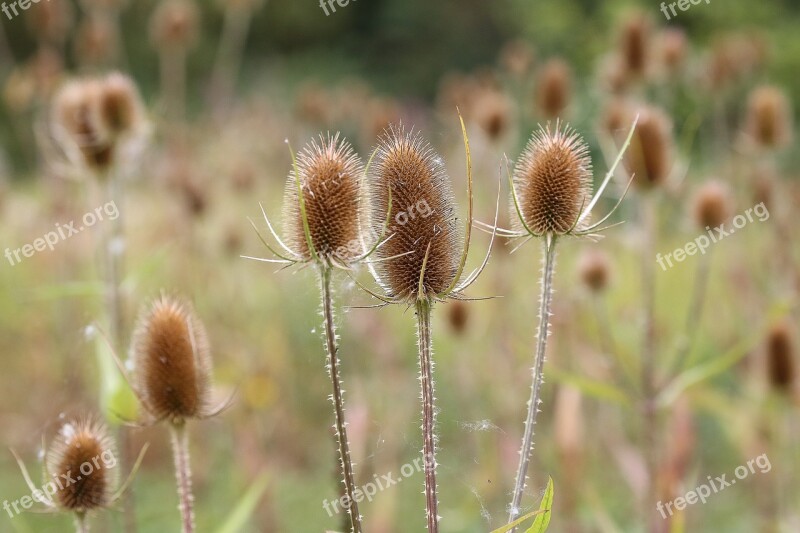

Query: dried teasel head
[626,106,672,188]
[498,39,536,78]
[661,28,688,74]
[536,58,572,119]
[131,295,214,425]
[74,15,118,68]
[97,72,146,138]
[446,300,469,335]
[150,0,200,51]
[282,133,364,267]
[618,11,651,78]
[578,248,611,293]
[474,90,512,142]
[46,418,118,513]
[692,180,733,230]
[52,79,114,172]
[512,122,592,235]
[26,0,74,44]
[745,85,793,150]
[766,321,795,393]
[368,125,461,302]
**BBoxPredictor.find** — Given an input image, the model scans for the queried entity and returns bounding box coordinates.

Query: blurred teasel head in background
[626,105,672,189]
[692,180,733,230]
[745,85,793,150]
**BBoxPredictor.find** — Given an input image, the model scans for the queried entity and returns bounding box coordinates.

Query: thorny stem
[319,266,363,533]
[170,424,195,533]
[416,298,439,533]
[508,235,557,530]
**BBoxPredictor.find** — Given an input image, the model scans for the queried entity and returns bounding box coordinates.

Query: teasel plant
[475,118,638,529]
[98,294,229,533]
[351,117,499,533]
[10,417,148,533]
[242,133,380,533]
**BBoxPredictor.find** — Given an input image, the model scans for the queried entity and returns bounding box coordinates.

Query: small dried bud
[150,0,200,51]
[446,300,469,335]
[474,90,511,141]
[767,322,795,393]
[513,122,592,235]
[499,39,536,78]
[131,295,214,425]
[368,125,461,302]
[536,59,572,119]
[746,85,793,149]
[283,133,363,265]
[627,106,672,188]
[74,14,118,68]
[26,0,74,44]
[46,418,117,512]
[692,181,733,230]
[578,249,611,293]
[661,28,688,73]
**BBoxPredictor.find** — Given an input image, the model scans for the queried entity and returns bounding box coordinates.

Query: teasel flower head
[626,106,672,189]
[578,248,611,293]
[766,321,795,394]
[474,89,512,142]
[130,294,217,426]
[745,85,793,150]
[692,180,733,230]
[150,0,200,51]
[10,416,148,526]
[536,58,572,119]
[618,11,651,78]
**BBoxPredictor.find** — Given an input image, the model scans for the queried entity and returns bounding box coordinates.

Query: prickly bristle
[131,295,213,424]
[692,181,732,230]
[282,133,363,265]
[767,322,795,392]
[627,106,672,187]
[98,73,143,136]
[578,249,611,293]
[46,418,117,512]
[536,59,572,119]
[513,122,592,235]
[368,124,461,302]
[746,85,792,149]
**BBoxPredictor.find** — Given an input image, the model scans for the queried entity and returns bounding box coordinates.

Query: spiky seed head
[766,321,795,393]
[368,125,461,302]
[746,85,793,149]
[578,249,611,293]
[627,106,672,188]
[98,73,145,138]
[46,418,117,512]
[692,181,732,230]
[513,122,592,235]
[282,133,363,266]
[150,0,200,51]
[619,11,651,77]
[661,28,688,73]
[52,79,114,172]
[536,58,572,119]
[131,295,213,425]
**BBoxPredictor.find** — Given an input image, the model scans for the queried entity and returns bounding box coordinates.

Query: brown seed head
[692,181,733,230]
[661,28,688,73]
[97,73,145,137]
[26,0,74,44]
[46,418,117,512]
[619,12,651,77]
[131,295,213,425]
[513,122,592,235]
[150,0,200,51]
[52,79,114,171]
[368,125,461,302]
[474,90,511,141]
[746,85,793,149]
[74,15,117,68]
[536,58,572,119]
[283,133,363,265]
[578,249,611,293]
[446,300,469,335]
[498,39,536,78]
[767,321,795,392]
[627,106,672,188]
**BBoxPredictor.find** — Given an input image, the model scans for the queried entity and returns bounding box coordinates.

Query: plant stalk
[508,235,557,529]
[170,424,195,533]
[415,298,439,533]
[319,266,363,533]
[74,512,89,533]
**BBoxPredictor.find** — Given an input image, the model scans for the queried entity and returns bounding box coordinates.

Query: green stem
[509,235,557,529]
[415,298,439,533]
[320,267,362,533]
[74,512,89,533]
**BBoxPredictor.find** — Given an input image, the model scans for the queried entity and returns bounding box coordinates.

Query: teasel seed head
[766,321,795,393]
[74,14,118,68]
[626,106,672,188]
[498,39,536,78]
[446,300,469,335]
[661,28,688,74]
[474,90,512,141]
[282,133,364,267]
[512,122,592,235]
[52,79,115,172]
[368,124,461,302]
[619,11,651,78]
[150,0,200,51]
[131,294,214,425]
[692,180,733,230]
[745,85,793,149]
[578,249,611,293]
[97,72,146,138]
[26,0,74,45]
[46,417,117,513]
[536,58,572,119]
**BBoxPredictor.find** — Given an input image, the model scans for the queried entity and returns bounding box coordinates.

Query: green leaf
[524,476,554,533]
[214,472,270,533]
[489,509,546,533]
[95,336,138,424]
[547,368,632,407]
